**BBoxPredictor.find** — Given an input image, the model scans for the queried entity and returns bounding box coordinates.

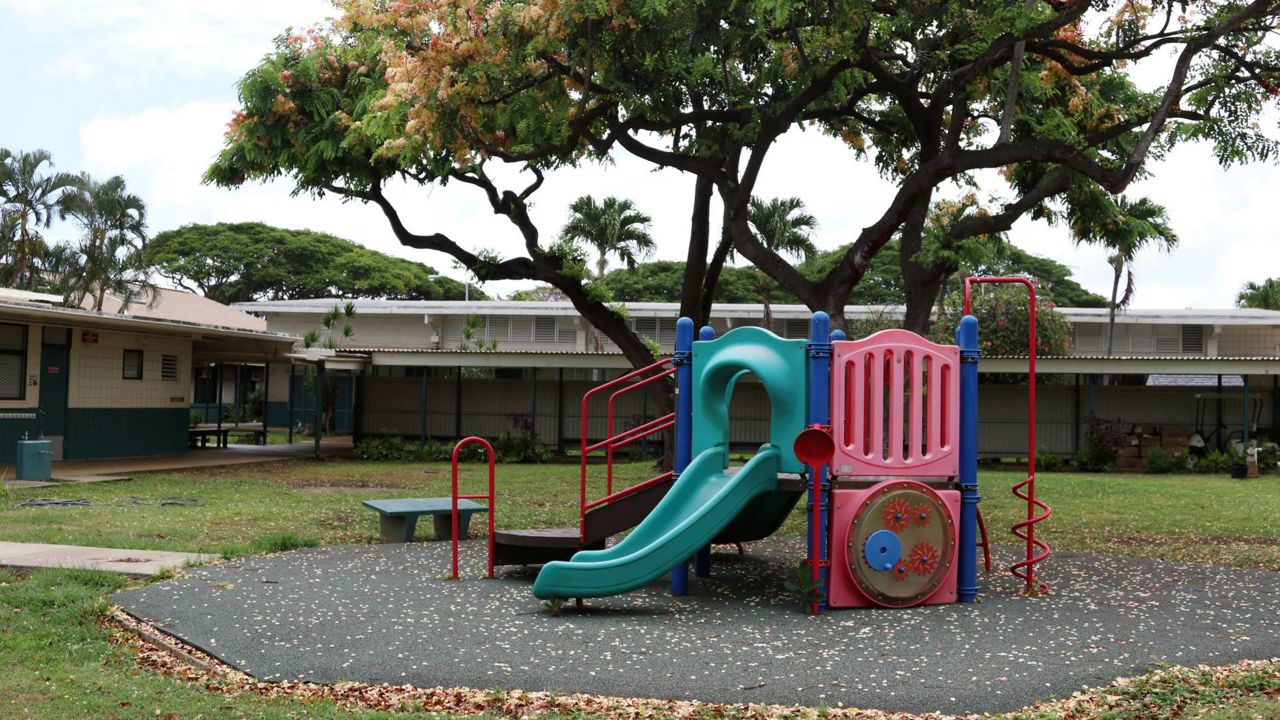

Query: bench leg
[432,513,473,541]
[379,516,419,543]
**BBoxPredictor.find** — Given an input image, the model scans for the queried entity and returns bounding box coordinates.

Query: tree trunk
[898,198,941,335]
[1107,260,1122,356]
[680,176,713,325]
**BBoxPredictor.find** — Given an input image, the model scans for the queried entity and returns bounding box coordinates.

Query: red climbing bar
[579,358,675,542]
[964,277,1051,595]
[451,436,496,580]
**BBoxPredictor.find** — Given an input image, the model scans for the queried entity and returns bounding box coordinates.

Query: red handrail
[964,277,1052,595]
[579,358,675,542]
[451,436,495,580]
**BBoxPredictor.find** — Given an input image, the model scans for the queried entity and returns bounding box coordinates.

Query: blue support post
[671,317,695,596]
[807,312,832,612]
[956,315,981,603]
[693,325,716,578]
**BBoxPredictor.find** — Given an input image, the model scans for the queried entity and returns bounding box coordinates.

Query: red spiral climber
[965,277,1052,595]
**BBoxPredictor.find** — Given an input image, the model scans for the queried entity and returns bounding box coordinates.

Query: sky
[2,0,1277,309]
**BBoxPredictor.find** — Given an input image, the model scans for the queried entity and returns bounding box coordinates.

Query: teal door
[39,329,70,460]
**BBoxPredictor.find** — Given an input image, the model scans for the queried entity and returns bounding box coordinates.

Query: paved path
[0,542,214,577]
[114,538,1280,714]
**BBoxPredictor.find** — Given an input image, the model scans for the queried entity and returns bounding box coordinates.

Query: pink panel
[828,486,960,608]
[830,329,960,477]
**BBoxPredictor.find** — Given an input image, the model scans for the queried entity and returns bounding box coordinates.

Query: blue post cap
[809,311,830,340]
[699,325,716,341]
[830,329,846,342]
[956,315,979,355]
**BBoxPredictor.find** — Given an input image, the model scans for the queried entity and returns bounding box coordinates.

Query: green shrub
[1036,449,1064,472]
[494,432,553,464]
[251,532,319,554]
[1073,417,1126,472]
[1193,448,1238,474]
[354,435,452,462]
[1145,447,1191,474]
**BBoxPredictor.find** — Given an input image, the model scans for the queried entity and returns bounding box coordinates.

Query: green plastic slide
[531,444,781,599]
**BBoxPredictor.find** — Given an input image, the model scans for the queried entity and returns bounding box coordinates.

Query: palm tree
[1236,278,1280,310]
[1073,195,1178,355]
[0,148,81,290]
[559,195,655,279]
[747,196,817,328]
[62,174,152,311]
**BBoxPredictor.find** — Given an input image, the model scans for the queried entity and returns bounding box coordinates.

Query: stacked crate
[1114,425,1194,471]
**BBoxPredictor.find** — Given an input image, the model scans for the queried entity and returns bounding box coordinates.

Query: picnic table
[188,427,229,448]
[361,497,490,543]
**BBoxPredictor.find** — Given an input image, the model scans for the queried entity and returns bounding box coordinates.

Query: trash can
[15,439,53,481]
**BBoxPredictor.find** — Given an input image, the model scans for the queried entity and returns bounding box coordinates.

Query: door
[39,327,70,461]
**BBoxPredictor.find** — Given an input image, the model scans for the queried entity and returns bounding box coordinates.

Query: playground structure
[450,277,1049,610]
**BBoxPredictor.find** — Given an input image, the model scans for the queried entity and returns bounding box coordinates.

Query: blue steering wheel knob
[864,529,902,572]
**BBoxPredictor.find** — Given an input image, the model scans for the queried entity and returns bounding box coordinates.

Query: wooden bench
[188,427,230,448]
[228,428,268,445]
[362,497,490,543]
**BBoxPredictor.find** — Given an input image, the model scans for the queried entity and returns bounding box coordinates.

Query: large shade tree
[147,222,471,304]
[340,0,1280,335]
[211,1,1280,371]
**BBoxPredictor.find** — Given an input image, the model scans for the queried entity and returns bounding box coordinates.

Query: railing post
[807,312,832,613]
[671,316,694,596]
[956,315,981,603]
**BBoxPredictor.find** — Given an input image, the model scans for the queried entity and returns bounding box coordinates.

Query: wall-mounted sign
[81,331,99,344]
[46,366,59,375]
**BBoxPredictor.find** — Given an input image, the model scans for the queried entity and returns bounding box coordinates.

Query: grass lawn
[2,460,1279,718]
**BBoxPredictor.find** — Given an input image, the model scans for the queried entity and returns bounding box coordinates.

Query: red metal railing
[964,277,1052,595]
[450,436,496,580]
[579,358,676,542]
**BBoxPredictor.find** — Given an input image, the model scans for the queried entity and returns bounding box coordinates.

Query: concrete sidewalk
[0,541,214,577]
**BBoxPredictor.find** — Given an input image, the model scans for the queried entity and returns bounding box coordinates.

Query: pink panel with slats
[830,329,960,477]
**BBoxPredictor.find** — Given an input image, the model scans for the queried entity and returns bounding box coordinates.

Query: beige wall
[68,328,191,409]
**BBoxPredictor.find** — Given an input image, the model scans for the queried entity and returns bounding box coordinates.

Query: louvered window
[1073,324,1103,353]
[509,317,532,342]
[485,316,509,342]
[161,354,179,381]
[1155,325,1181,354]
[1128,325,1155,353]
[1182,325,1205,353]
[634,317,658,339]
[534,317,557,343]
[782,319,809,339]
[0,323,27,400]
[556,320,576,345]
[443,318,465,343]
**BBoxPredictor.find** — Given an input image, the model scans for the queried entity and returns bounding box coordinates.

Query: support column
[956,314,981,603]
[314,362,325,460]
[216,362,224,433]
[234,364,242,427]
[262,361,270,441]
[671,317,694,596]
[556,368,566,455]
[1072,373,1081,456]
[1243,376,1250,446]
[454,367,463,439]
[419,370,429,447]
[1216,374,1224,451]
[530,367,538,437]
[806,312,832,612]
[287,364,295,444]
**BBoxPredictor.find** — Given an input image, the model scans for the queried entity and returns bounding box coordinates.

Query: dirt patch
[295,486,397,494]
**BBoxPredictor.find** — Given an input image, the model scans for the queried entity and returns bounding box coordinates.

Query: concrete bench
[188,427,230,448]
[361,498,490,543]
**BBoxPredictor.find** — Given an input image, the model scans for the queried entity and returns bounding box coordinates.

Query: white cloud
[4,0,334,83]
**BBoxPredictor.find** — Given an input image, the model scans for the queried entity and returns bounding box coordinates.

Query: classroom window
[0,323,28,400]
[123,349,144,380]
